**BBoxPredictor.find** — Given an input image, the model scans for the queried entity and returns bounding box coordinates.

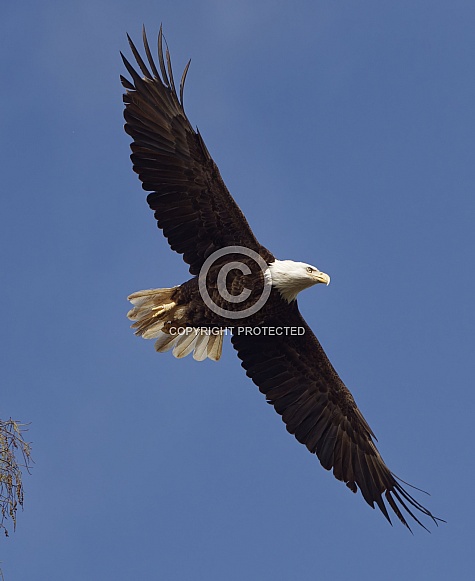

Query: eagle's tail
[127,288,223,361]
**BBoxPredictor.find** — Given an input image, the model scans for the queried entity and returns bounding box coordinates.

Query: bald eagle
[121,27,441,531]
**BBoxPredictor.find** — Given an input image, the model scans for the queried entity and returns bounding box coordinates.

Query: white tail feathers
[127,288,224,361]
[152,328,224,361]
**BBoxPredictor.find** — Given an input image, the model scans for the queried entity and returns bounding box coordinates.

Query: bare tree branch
[0,419,32,537]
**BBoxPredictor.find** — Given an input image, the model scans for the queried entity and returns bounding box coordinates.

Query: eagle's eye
[306,267,314,273]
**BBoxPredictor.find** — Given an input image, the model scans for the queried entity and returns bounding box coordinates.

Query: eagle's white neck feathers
[265,259,330,303]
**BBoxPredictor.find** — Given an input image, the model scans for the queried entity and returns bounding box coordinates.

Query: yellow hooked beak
[315,271,331,286]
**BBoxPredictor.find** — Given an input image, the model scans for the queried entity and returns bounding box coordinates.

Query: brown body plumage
[121,27,442,531]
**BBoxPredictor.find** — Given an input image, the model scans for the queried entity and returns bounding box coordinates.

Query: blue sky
[2,1,475,579]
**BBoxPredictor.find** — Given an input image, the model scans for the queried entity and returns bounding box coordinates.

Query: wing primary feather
[121,52,144,87]
[120,75,135,90]
[127,33,152,79]
[374,494,392,525]
[392,473,431,496]
[364,455,392,523]
[180,59,191,107]
[158,25,170,87]
[165,44,177,96]
[385,491,411,531]
[142,25,161,79]
[354,446,375,507]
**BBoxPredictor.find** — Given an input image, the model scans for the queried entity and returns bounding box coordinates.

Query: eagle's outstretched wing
[232,303,442,531]
[121,27,274,275]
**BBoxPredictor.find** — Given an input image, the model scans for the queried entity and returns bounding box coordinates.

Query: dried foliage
[0,419,31,536]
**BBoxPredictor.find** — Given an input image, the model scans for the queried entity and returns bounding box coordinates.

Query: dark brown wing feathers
[121,27,273,275]
[232,305,441,531]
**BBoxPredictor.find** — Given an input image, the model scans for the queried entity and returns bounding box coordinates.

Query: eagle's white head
[266,259,330,303]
